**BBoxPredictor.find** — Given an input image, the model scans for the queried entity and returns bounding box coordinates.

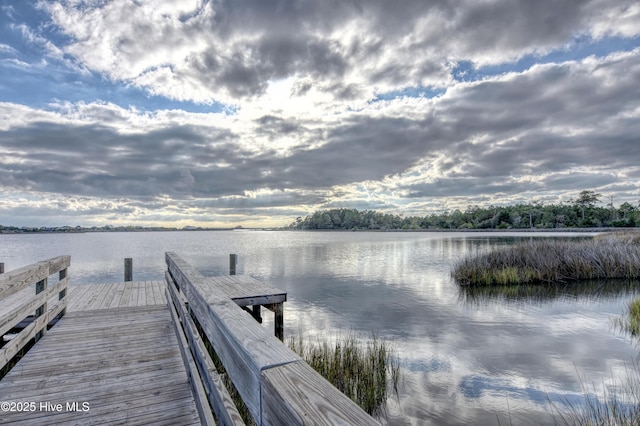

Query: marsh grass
[613,297,640,339]
[287,332,401,417]
[549,364,640,425]
[454,233,640,286]
[625,297,640,337]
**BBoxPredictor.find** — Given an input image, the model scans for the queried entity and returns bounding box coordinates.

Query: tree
[574,190,601,221]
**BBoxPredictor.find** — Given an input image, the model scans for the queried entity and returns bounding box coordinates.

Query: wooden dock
[0,255,377,425]
[0,280,200,425]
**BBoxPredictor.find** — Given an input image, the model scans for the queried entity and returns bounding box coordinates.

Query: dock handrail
[0,256,70,371]
[165,252,377,426]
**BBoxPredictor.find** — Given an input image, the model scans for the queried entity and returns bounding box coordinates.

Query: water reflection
[2,230,637,425]
[459,279,640,307]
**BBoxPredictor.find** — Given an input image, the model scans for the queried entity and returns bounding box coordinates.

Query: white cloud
[1,1,639,226]
[40,0,640,107]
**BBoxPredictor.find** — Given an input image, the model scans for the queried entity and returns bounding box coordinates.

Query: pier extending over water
[0,254,375,425]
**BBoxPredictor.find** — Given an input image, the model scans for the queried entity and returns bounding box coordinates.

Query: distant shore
[2,226,636,235]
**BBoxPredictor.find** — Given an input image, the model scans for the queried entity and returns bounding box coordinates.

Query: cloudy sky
[1,0,639,228]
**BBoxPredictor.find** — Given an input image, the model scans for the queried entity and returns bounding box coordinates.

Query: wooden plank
[155,280,167,304]
[128,281,140,306]
[138,281,147,307]
[261,361,378,426]
[68,284,97,311]
[166,274,245,426]
[48,256,71,278]
[94,282,119,309]
[0,256,69,301]
[66,285,87,311]
[0,357,185,389]
[2,368,190,401]
[0,277,68,336]
[77,282,105,311]
[0,285,33,314]
[69,283,166,312]
[0,299,66,369]
[92,282,118,310]
[107,282,126,309]
[119,281,134,308]
[0,305,200,425]
[205,275,286,307]
[1,384,199,425]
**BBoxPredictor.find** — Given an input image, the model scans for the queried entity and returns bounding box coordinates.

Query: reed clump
[549,364,640,425]
[453,233,640,286]
[615,296,640,338]
[287,332,400,417]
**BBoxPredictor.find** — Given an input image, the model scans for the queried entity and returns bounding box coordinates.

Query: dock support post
[34,278,48,342]
[251,305,262,323]
[0,262,4,274]
[124,258,133,282]
[229,254,237,275]
[273,303,283,341]
[264,303,284,341]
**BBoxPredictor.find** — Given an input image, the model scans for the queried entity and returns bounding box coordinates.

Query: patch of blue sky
[454,34,640,82]
[0,57,229,113]
[371,86,446,103]
[0,2,231,114]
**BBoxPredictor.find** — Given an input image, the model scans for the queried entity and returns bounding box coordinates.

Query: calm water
[1,230,638,425]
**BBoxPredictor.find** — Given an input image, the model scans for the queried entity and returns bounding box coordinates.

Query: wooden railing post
[124,258,133,281]
[34,278,48,342]
[0,255,70,373]
[58,268,68,316]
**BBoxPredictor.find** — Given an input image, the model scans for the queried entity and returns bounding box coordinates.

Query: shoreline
[2,227,638,235]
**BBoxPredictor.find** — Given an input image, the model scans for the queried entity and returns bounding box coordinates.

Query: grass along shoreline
[453,233,640,286]
[287,332,400,417]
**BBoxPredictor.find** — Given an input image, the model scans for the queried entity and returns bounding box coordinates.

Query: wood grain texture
[66,281,166,312]
[0,256,70,301]
[0,298,66,369]
[166,286,217,426]
[166,253,378,425]
[166,275,245,426]
[205,275,287,307]
[0,277,68,337]
[0,305,200,425]
[261,361,378,426]
[166,253,301,422]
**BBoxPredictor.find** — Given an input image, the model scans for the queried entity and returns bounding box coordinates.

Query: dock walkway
[0,255,377,425]
[0,281,200,425]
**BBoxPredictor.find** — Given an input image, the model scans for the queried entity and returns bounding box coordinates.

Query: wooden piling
[252,305,262,323]
[274,303,284,341]
[0,262,4,274]
[264,303,284,341]
[124,258,133,281]
[229,254,237,275]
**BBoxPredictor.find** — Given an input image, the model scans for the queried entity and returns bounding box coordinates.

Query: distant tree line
[290,191,640,230]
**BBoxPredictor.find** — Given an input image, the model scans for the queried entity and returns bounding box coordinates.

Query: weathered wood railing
[165,252,377,426]
[0,256,70,371]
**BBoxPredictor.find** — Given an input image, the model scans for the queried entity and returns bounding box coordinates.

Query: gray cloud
[42,0,640,102]
[2,49,640,220]
[1,1,639,226]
